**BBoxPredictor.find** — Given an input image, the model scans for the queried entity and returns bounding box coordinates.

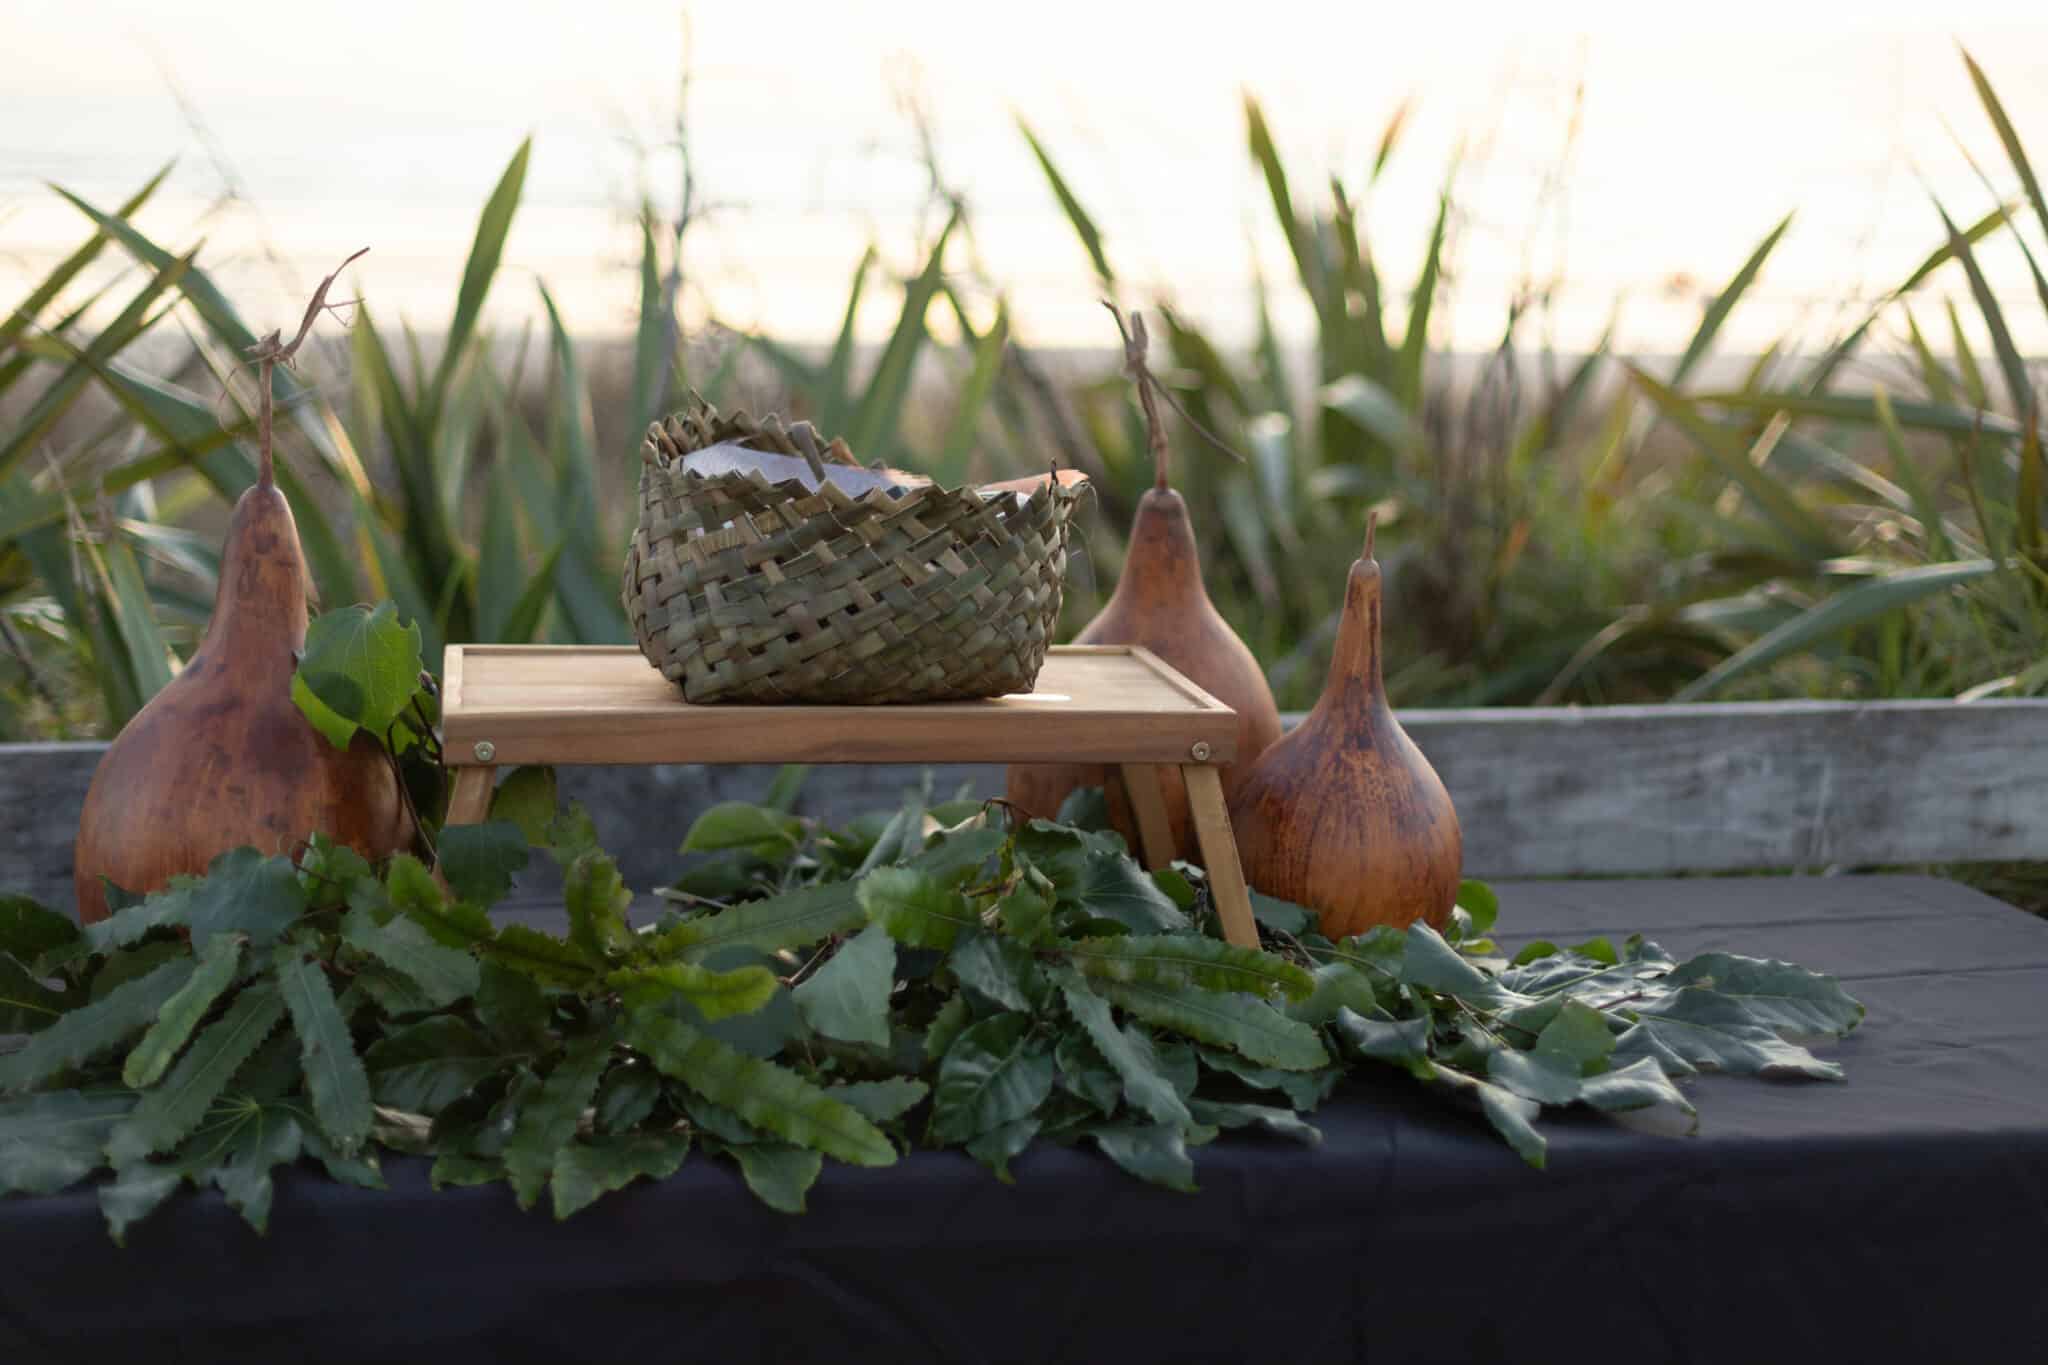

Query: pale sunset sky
[6,0,2048,354]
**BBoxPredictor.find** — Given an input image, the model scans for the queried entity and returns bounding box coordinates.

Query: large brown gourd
[1006,310,1281,859]
[1227,517,1461,937]
[72,253,413,923]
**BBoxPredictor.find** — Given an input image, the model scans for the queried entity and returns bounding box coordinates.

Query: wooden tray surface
[442,645,1237,766]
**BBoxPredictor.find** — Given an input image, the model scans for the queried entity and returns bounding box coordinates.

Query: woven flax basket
[622,403,1084,704]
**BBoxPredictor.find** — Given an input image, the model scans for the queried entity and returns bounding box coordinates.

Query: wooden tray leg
[1182,764,1257,949]
[445,766,496,827]
[1120,763,1176,871]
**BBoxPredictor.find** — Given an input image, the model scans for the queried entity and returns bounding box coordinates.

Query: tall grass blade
[1,164,172,353]
[818,246,877,434]
[1018,119,1115,290]
[1697,389,2021,439]
[1674,212,1792,388]
[630,207,674,435]
[1870,386,1954,561]
[1397,189,1452,412]
[934,305,1008,486]
[1937,199,2032,418]
[429,138,530,425]
[1673,559,1998,701]
[846,212,957,463]
[1962,49,2048,256]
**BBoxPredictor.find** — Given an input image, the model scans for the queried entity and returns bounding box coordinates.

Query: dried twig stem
[247,247,368,488]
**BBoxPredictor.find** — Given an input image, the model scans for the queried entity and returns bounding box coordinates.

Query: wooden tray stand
[439,644,1260,948]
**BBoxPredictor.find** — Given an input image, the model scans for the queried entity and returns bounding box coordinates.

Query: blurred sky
[5,0,2048,354]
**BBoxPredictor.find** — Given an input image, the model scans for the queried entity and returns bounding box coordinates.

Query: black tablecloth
[6,874,2047,1364]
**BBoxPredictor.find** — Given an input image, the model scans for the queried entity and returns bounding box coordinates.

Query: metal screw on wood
[1190,741,1212,761]
[473,741,496,763]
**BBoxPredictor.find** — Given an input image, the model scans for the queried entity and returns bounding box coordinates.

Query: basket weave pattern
[623,407,1077,704]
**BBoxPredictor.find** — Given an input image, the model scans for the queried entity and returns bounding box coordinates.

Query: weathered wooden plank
[6,698,2045,912]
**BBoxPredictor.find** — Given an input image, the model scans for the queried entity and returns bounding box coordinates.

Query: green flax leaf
[106,985,287,1166]
[275,951,373,1152]
[629,1013,895,1167]
[121,934,243,1089]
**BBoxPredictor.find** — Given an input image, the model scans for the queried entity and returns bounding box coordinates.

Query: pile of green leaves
[0,767,1863,1241]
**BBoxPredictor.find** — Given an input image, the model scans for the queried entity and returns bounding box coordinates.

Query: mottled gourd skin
[1227,542,1461,938]
[1006,487,1282,860]
[72,485,413,923]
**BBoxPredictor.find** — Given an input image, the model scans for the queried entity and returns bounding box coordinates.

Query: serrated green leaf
[275,951,373,1152]
[793,923,896,1047]
[551,1132,690,1219]
[86,849,307,953]
[295,602,427,747]
[1486,1045,1583,1106]
[1088,1122,1197,1192]
[1330,1008,1435,1081]
[489,924,599,986]
[0,1091,133,1195]
[1576,1055,1699,1125]
[930,1013,1057,1144]
[0,956,197,1091]
[475,960,552,1049]
[1187,1099,1322,1146]
[431,1152,509,1190]
[339,907,480,1008]
[924,994,972,1064]
[1434,1067,1548,1169]
[607,960,779,1022]
[1071,851,1190,934]
[121,934,242,1088]
[437,822,529,910]
[0,952,70,1033]
[965,1116,1040,1184]
[662,881,865,961]
[629,1013,895,1167]
[1064,934,1312,1001]
[1455,882,1500,938]
[1624,988,1844,1080]
[1091,979,1329,1071]
[505,1033,615,1209]
[1400,922,1528,1006]
[564,850,634,961]
[860,868,980,950]
[831,1078,929,1124]
[682,801,804,854]
[1287,962,1385,1026]
[195,1098,307,1235]
[950,930,1046,1013]
[0,895,80,969]
[1664,953,1864,1037]
[1249,890,1315,936]
[364,1017,513,1114]
[1194,1048,1339,1110]
[594,1061,663,1133]
[97,1159,182,1244]
[1057,975,1189,1127]
[1054,1030,1123,1116]
[106,985,286,1166]
[489,767,560,845]
[732,1143,824,1213]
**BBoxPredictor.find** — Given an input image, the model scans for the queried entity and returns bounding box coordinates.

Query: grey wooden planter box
[6,698,2044,914]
